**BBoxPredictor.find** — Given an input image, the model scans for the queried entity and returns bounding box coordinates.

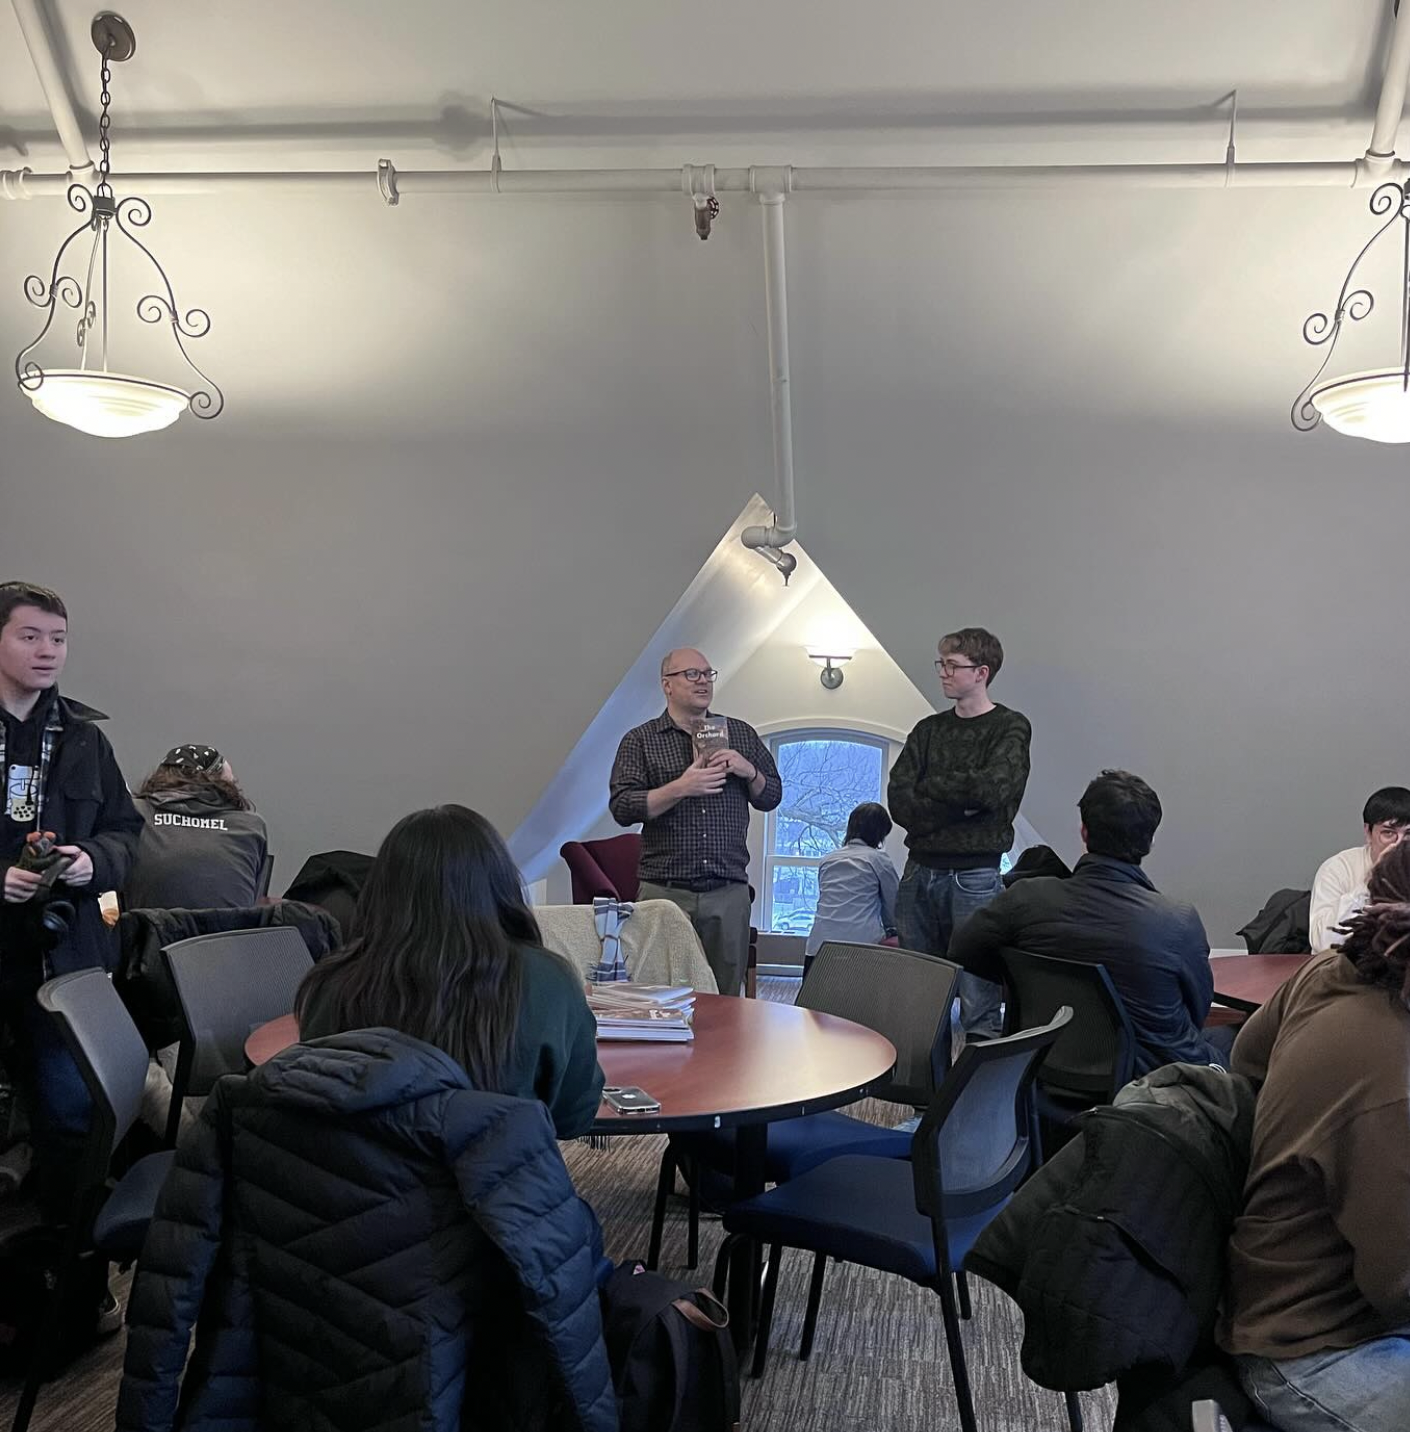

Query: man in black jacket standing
[948,769,1230,1072]
[0,581,143,1211]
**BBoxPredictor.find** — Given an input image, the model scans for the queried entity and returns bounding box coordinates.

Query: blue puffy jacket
[117,1028,618,1432]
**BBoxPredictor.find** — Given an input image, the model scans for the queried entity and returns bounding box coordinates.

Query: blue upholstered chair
[712,1008,1078,1432]
[646,941,960,1270]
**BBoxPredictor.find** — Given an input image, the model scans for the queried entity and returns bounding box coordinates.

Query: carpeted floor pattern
[0,978,1117,1430]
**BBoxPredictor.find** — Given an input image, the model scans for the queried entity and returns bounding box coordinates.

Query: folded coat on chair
[114,902,342,1048]
[535,900,718,993]
[966,1063,1256,1394]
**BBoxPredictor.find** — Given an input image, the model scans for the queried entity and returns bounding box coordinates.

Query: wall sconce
[806,647,854,690]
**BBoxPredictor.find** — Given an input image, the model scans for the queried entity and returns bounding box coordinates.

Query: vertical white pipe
[11,0,95,177]
[742,194,798,554]
[1369,0,1410,158]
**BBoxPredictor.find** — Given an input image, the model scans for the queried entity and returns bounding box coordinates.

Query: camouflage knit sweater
[887,705,1031,868]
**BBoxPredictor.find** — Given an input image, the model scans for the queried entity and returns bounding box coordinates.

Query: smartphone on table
[603,1085,661,1114]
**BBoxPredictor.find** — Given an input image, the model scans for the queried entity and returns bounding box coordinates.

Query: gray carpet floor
[0,978,1118,1430]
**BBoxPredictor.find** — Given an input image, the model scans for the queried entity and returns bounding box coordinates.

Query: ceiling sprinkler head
[694,195,720,240]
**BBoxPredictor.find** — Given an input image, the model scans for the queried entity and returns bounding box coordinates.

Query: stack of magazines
[586,983,696,1043]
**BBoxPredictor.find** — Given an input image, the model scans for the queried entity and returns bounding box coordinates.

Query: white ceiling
[2,2,1407,940]
[1,1,1398,441]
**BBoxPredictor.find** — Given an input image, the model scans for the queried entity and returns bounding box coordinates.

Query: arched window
[762,729,890,934]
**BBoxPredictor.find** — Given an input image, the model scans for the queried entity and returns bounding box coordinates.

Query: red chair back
[559,834,643,904]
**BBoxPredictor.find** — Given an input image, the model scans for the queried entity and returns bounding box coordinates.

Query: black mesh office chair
[648,942,959,1269]
[796,940,960,1105]
[1000,948,1137,1131]
[162,927,313,1144]
[13,971,176,1432]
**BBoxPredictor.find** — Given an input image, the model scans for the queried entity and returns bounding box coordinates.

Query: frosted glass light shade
[1310,368,1410,444]
[24,369,190,438]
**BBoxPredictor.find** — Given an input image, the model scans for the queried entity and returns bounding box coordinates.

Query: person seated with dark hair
[1219,842,1410,1432]
[805,801,900,958]
[948,769,1229,1070]
[127,744,269,909]
[1308,784,1410,950]
[297,804,604,1139]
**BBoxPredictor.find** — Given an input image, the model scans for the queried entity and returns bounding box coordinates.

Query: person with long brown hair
[1219,840,1410,1431]
[296,804,604,1138]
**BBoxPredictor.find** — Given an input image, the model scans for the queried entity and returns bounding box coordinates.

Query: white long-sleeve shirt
[806,840,900,957]
[1308,844,1373,951]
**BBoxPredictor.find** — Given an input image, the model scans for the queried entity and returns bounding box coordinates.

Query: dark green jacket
[887,704,1031,866]
[300,943,605,1139]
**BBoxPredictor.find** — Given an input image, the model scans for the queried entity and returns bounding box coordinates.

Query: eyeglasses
[664,667,718,683]
[934,659,979,676]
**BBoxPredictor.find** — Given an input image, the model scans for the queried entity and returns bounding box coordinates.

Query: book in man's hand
[691,717,731,764]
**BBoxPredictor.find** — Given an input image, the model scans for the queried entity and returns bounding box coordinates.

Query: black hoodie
[129,787,268,910]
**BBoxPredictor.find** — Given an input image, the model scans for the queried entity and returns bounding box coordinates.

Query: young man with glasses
[888,626,1031,1037]
[609,649,781,995]
[1308,786,1410,950]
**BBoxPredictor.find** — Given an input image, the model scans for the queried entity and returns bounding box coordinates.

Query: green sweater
[887,704,1032,868]
[299,943,605,1139]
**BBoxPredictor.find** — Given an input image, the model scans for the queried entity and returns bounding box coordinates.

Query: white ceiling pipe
[11,0,94,180]
[794,160,1364,190]
[1368,0,1410,160]
[0,156,1387,202]
[741,194,798,573]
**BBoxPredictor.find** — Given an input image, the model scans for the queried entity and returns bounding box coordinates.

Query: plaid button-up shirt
[609,710,782,886]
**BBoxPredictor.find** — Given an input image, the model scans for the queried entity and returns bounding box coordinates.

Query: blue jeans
[895,861,1005,1036]
[1238,1333,1410,1432]
[1,979,93,1215]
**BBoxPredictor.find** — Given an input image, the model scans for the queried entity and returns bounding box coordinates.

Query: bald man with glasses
[609,649,781,995]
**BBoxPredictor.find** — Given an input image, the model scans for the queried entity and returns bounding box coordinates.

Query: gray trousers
[639,880,752,996]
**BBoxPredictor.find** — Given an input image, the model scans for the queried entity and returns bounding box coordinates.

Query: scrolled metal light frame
[12,15,222,430]
[1292,180,1410,434]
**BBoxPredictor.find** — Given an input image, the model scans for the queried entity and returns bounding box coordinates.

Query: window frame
[759,726,891,935]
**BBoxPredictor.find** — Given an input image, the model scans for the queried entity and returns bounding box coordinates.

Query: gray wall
[3,182,1405,941]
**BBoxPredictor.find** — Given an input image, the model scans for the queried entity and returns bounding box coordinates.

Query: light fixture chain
[97,47,113,193]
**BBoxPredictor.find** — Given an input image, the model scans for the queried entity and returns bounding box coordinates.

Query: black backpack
[0,1211,106,1378]
[601,1263,741,1432]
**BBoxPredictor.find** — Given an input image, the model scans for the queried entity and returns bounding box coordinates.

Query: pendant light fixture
[13,12,222,438]
[1292,181,1410,443]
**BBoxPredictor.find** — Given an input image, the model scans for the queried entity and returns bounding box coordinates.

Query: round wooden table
[1210,953,1311,1013]
[244,994,896,1352]
[588,993,896,1133]
[244,995,898,1134]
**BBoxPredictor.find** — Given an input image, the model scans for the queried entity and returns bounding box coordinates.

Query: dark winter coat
[117,1028,617,1432]
[281,848,375,937]
[966,1063,1257,1393]
[1236,888,1312,955]
[114,901,342,1048]
[0,693,142,981]
[948,854,1221,1073]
